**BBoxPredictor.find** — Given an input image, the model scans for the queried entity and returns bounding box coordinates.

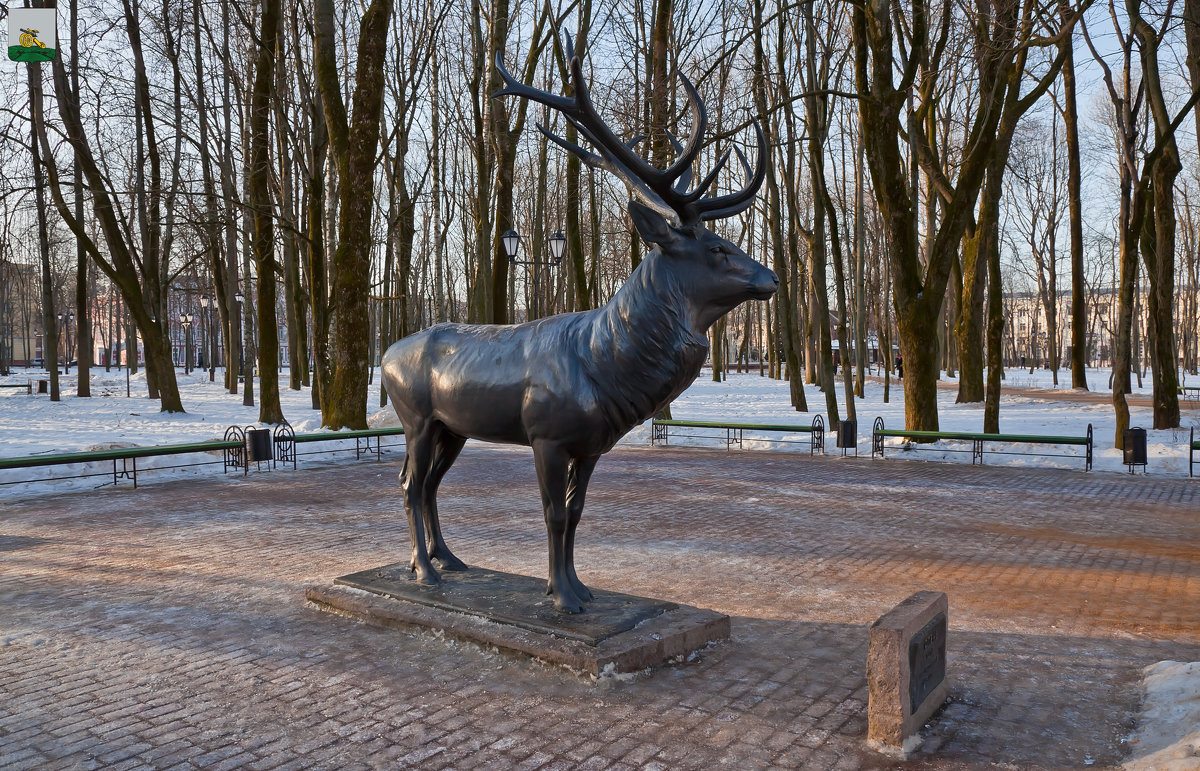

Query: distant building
[1004,286,1200,372]
[0,258,42,368]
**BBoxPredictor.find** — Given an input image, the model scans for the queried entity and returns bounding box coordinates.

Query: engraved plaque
[908,612,946,712]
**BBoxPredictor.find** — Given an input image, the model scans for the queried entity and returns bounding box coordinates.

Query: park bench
[0,440,242,488]
[1179,386,1200,402]
[0,382,32,394]
[1191,428,1199,478]
[271,425,406,469]
[651,416,825,454]
[871,417,1093,471]
[0,426,407,489]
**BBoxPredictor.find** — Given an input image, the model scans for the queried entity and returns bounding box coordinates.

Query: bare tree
[314,0,394,429]
[1084,2,1200,440]
[851,0,1080,432]
[249,0,285,424]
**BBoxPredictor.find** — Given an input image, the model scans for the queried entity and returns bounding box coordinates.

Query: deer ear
[628,200,675,246]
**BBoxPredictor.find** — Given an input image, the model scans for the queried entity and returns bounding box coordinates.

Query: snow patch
[1125,661,1200,770]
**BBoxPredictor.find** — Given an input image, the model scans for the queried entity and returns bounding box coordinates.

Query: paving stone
[1,446,1198,769]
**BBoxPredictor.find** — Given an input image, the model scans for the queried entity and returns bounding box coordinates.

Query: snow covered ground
[938,364,1200,394]
[1125,661,1200,770]
[618,367,1199,477]
[0,365,1197,493]
[0,368,364,495]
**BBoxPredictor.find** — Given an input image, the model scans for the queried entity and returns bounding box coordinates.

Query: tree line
[1,0,1198,445]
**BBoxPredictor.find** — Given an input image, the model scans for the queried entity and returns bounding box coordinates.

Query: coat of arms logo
[8,8,57,63]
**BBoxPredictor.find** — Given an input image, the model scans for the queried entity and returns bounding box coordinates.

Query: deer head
[494,34,777,332]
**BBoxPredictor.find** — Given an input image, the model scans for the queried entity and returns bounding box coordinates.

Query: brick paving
[2,445,1198,769]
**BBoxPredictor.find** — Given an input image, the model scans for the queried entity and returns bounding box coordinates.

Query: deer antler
[494,32,764,227]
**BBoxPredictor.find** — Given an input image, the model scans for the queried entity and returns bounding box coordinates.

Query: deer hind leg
[564,455,599,602]
[401,426,439,584]
[533,440,585,613]
[423,427,468,571]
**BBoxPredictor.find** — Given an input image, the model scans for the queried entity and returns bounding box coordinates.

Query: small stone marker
[867,590,948,754]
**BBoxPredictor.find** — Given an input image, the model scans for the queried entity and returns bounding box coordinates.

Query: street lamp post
[235,291,253,407]
[504,229,566,320]
[548,230,567,264]
[200,295,216,382]
[57,313,74,373]
[235,292,245,379]
[179,312,194,375]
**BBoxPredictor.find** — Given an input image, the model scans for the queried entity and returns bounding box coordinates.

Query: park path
[2,446,1199,769]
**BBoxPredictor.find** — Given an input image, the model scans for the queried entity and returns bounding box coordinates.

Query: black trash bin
[36,380,48,394]
[245,428,273,465]
[837,418,857,456]
[1122,427,1147,473]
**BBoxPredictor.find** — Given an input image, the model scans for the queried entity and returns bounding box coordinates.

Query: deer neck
[584,252,709,423]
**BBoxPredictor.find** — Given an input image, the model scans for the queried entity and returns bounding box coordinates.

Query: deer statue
[381,35,778,613]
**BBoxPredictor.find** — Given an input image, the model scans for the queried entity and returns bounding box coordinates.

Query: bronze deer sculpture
[381,36,777,613]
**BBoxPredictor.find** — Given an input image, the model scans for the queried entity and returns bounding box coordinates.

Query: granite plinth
[867,590,950,755]
[306,563,730,676]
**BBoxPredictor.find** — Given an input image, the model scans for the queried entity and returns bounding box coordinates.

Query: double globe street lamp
[178,312,195,375]
[234,293,245,380]
[502,229,567,320]
[199,295,216,381]
[56,312,75,373]
[502,229,566,266]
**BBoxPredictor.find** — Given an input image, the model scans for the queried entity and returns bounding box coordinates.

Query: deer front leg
[533,440,585,613]
[401,429,439,584]
[564,456,599,602]
[423,428,468,571]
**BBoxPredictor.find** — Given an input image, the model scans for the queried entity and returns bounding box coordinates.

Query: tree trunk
[755,0,804,410]
[70,0,90,397]
[314,0,394,429]
[1061,4,1088,389]
[275,38,306,391]
[955,219,988,403]
[803,0,839,426]
[853,131,868,397]
[221,0,242,396]
[488,0,515,326]
[250,0,284,424]
[984,196,1005,432]
[1130,3,1183,429]
[1112,173,1139,447]
[29,61,60,402]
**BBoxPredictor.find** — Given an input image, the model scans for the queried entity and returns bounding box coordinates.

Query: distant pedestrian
[896,354,904,379]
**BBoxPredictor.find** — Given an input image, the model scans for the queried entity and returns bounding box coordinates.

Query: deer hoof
[413,565,441,585]
[433,553,468,572]
[555,596,585,614]
[551,586,586,614]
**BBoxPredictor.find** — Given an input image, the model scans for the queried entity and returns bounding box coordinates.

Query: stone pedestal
[306,563,730,676]
[867,590,949,754]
